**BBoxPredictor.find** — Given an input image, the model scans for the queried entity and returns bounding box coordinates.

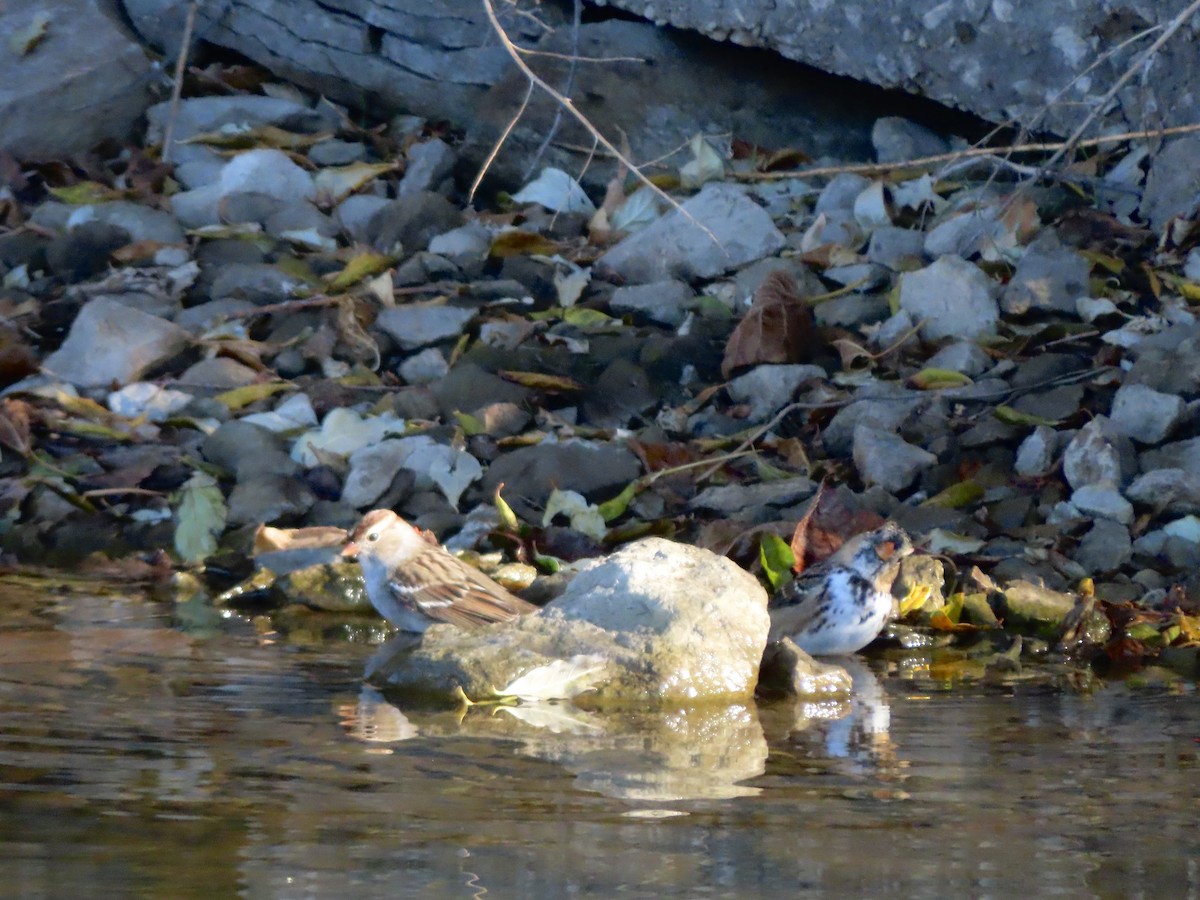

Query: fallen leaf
[173,472,227,563]
[759,533,795,591]
[721,269,818,378]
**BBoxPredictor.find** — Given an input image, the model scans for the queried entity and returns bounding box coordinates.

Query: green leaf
[597,480,640,522]
[172,472,227,563]
[213,381,292,411]
[909,367,973,390]
[326,251,394,292]
[759,533,795,592]
[994,405,1061,427]
[494,483,519,531]
[921,480,984,509]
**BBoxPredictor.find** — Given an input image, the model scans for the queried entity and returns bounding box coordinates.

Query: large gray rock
[0,0,150,158]
[370,537,771,705]
[899,256,999,341]
[598,183,785,283]
[42,298,189,388]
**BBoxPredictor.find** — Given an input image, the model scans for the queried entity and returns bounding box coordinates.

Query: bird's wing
[767,565,832,639]
[388,564,536,629]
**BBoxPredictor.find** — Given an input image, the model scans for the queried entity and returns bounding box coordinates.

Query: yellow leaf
[561,307,616,328]
[1177,611,1200,644]
[498,370,586,392]
[921,480,984,509]
[313,161,399,204]
[11,12,50,55]
[909,368,973,390]
[454,410,485,436]
[488,231,560,258]
[326,251,394,292]
[494,483,519,530]
[49,182,122,205]
[1079,249,1125,275]
[213,381,292,410]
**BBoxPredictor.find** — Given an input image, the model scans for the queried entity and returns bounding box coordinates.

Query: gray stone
[210,263,303,305]
[852,425,937,493]
[725,364,826,424]
[1109,382,1185,444]
[341,437,428,508]
[689,476,816,518]
[1140,437,1200,479]
[202,421,298,481]
[219,149,315,203]
[42,298,189,388]
[431,362,532,418]
[398,348,449,385]
[899,256,999,341]
[923,199,1005,258]
[1063,418,1122,489]
[373,537,770,706]
[1014,426,1059,477]
[757,638,853,697]
[815,173,871,213]
[427,222,491,260]
[608,280,694,327]
[822,383,922,456]
[872,117,948,163]
[375,304,475,351]
[1070,484,1133,525]
[925,341,990,377]
[227,473,316,526]
[1000,230,1091,315]
[597,183,785,284]
[69,202,185,246]
[1141,135,1200,231]
[866,225,926,269]
[368,191,464,254]
[169,184,223,229]
[1127,469,1200,515]
[482,440,642,521]
[398,139,457,198]
[336,194,392,244]
[307,139,367,166]
[176,358,260,390]
[1073,519,1133,574]
[0,0,149,158]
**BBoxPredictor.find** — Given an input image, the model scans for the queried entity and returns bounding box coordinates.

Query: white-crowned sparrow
[768,522,913,655]
[342,509,537,632]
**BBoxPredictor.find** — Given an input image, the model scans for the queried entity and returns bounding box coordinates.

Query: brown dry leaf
[788,482,824,573]
[0,398,31,456]
[254,524,348,554]
[0,328,39,388]
[626,438,697,473]
[721,270,817,378]
[830,336,874,370]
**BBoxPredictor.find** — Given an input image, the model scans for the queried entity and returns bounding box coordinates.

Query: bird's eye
[367,531,380,542]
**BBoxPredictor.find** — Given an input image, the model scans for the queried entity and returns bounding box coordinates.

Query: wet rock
[999,230,1090,315]
[482,440,641,520]
[996,580,1076,633]
[853,425,937,492]
[375,303,475,351]
[279,561,373,613]
[397,138,456,197]
[898,255,999,341]
[1109,382,1185,444]
[1073,519,1133,574]
[368,191,464,254]
[1062,418,1122,489]
[725,364,825,423]
[757,638,852,696]
[871,116,948,163]
[608,280,694,327]
[1014,425,1059,477]
[597,182,785,283]
[42,297,189,388]
[371,537,770,705]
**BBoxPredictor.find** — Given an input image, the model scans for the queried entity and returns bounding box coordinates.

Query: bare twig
[161,0,199,164]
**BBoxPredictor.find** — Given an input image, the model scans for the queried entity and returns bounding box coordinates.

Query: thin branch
[161,0,199,164]
[468,79,535,205]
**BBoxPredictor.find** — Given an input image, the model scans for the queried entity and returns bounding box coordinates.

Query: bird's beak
[341,541,360,560]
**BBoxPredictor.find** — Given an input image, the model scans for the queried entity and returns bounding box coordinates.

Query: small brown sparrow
[342,509,537,632]
[768,522,913,655]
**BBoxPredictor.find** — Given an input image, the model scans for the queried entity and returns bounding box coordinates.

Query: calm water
[0,579,1197,899]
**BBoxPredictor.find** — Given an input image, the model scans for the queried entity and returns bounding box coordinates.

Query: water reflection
[0,580,1197,898]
